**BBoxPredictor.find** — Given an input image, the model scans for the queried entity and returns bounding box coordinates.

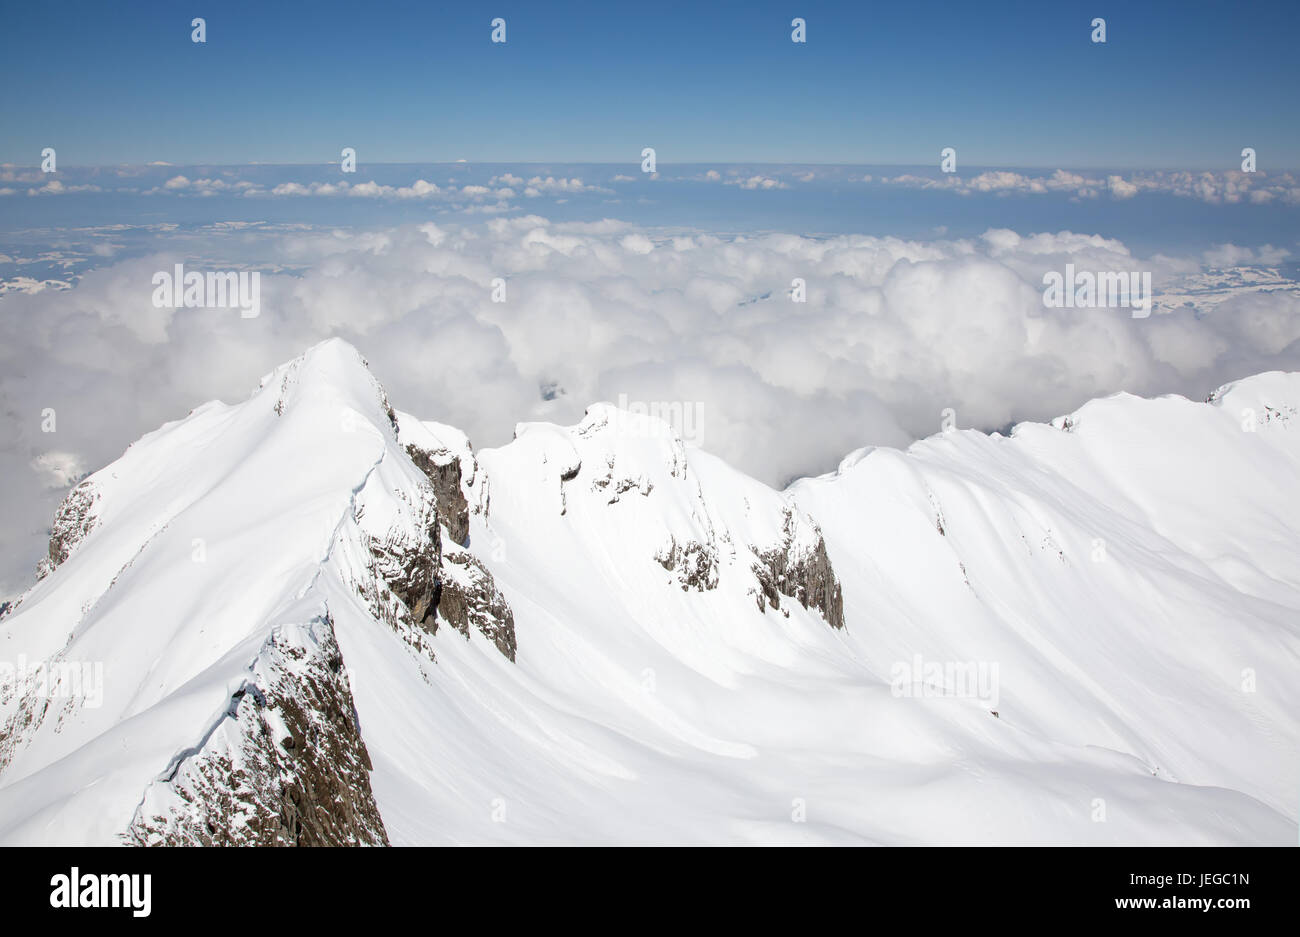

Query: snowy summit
[0,338,1296,845]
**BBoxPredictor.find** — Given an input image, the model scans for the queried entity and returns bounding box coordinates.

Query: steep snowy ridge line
[125,613,389,846]
[790,373,1300,827]
[293,446,388,604]
[135,648,271,795]
[1,339,1296,844]
[909,433,1283,615]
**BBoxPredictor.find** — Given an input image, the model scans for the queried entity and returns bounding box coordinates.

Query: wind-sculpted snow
[0,339,1296,844]
[789,371,1300,839]
[481,401,847,630]
[0,339,510,844]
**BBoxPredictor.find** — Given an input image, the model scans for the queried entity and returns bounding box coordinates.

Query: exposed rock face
[396,428,517,662]
[0,649,100,780]
[655,536,720,592]
[37,480,99,579]
[367,486,443,629]
[0,683,59,778]
[557,457,581,515]
[435,551,518,662]
[125,617,389,847]
[359,479,516,664]
[405,444,471,546]
[591,454,653,504]
[751,508,845,630]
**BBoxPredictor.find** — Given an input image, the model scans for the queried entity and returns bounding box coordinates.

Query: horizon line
[5,160,1290,173]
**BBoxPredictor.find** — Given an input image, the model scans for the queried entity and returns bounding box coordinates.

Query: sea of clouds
[2,214,1298,593]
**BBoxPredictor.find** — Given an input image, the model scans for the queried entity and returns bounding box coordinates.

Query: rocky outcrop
[655,536,720,592]
[355,484,445,665]
[405,444,471,546]
[359,481,516,664]
[591,454,653,504]
[435,550,517,662]
[751,508,845,630]
[0,683,59,778]
[397,430,517,661]
[37,480,99,579]
[367,486,442,629]
[125,617,389,847]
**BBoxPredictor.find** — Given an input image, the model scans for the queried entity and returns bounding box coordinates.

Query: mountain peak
[2,347,1297,845]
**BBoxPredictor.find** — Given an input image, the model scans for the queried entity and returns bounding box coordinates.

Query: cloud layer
[2,216,1298,593]
[5,163,1299,206]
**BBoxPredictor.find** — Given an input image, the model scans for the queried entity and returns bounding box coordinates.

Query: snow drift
[0,338,1296,844]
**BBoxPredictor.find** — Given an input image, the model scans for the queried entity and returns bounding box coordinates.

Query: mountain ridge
[1,338,1296,844]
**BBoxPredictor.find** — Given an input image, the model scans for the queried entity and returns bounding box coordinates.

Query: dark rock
[751,509,846,630]
[38,480,100,579]
[405,444,471,546]
[125,617,389,847]
[436,552,518,662]
[368,496,442,629]
[655,536,719,592]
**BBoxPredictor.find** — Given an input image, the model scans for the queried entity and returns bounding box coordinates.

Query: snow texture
[1,339,1296,845]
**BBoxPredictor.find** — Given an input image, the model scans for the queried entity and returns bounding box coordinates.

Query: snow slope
[0,339,1295,844]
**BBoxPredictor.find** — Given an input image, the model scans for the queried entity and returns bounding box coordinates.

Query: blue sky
[2,0,1297,168]
[2,2,1299,598]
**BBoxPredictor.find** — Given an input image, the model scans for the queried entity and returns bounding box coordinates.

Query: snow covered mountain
[1,338,1296,845]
